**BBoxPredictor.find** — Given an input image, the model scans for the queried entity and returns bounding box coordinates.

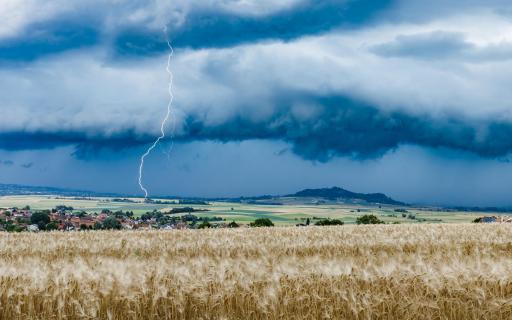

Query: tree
[4,221,17,232]
[250,218,274,227]
[102,216,121,230]
[315,219,344,226]
[30,212,50,230]
[154,212,164,221]
[198,219,212,229]
[356,215,385,225]
[228,221,239,228]
[306,218,310,226]
[45,222,59,231]
[55,205,73,212]
[75,211,87,218]
[140,212,153,221]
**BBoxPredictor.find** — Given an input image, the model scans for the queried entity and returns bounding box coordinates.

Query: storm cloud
[5,1,512,204]
[0,0,390,61]
[3,0,512,162]
[2,95,512,161]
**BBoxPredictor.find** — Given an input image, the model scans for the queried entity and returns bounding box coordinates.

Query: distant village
[1,202,505,232]
[0,205,236,232]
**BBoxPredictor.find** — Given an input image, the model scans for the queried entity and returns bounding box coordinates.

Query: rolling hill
[288,187,405,206]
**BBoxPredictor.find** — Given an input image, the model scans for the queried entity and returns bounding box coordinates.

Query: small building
[79,216,96,229]
[27,224,39,232]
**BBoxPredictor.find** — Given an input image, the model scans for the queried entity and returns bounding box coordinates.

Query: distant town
[0,201,356,232]
[0,205,234,232]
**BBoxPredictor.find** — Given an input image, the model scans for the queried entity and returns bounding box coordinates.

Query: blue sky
[2,0,512,205]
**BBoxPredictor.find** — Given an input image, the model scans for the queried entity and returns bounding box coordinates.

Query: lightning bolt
[138,27,174,199]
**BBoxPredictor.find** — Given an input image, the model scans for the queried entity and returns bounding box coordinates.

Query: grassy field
[1,225,512,319]
[0,195,490,225]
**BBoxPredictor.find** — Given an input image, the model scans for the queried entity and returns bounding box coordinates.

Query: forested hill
[289,187,405,205]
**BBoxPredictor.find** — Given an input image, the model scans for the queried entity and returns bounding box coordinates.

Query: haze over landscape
[2,1,512,205]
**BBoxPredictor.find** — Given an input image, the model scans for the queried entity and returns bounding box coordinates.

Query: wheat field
[1,225,512,319]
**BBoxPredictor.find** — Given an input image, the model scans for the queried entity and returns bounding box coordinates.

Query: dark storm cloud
[3,0,512,62]
[5,0,512,205]
[0,132,82,151]
[3,1,512,162]
[2,96,512,162]
[0,0,393,61]
[0,131,149,157]
[0,20,100,63]
[179,96,512,161]
[115,0,392,56]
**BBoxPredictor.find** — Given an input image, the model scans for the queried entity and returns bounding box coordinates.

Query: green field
[0,195,496,225]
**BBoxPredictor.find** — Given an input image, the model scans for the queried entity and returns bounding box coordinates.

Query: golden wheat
[0,224,512,319]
